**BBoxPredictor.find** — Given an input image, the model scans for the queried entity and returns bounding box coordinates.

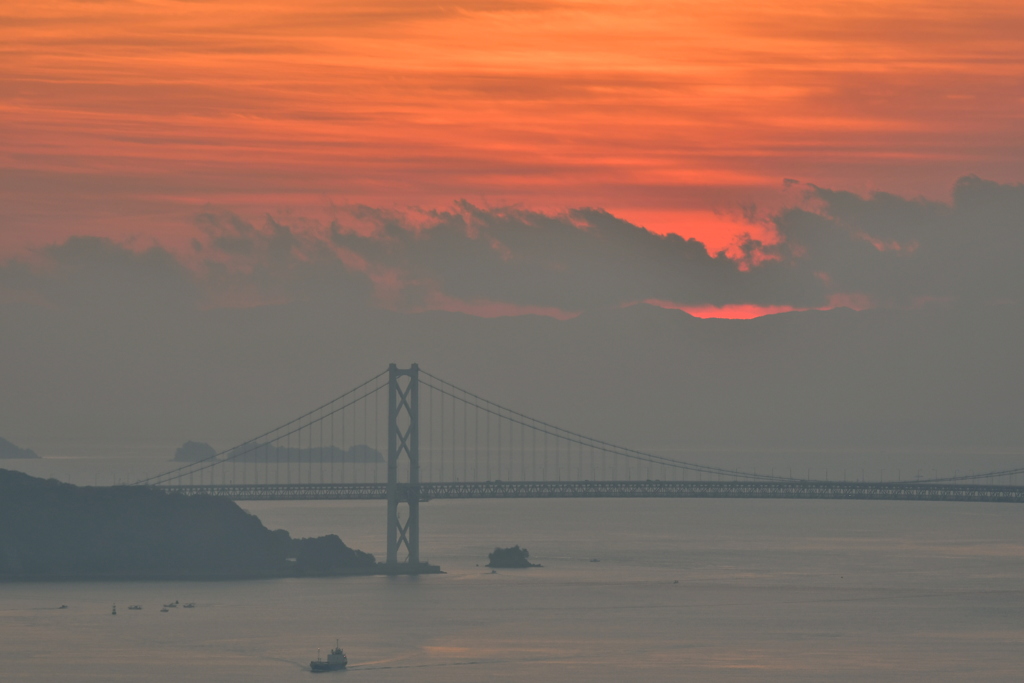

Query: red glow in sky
[2,1,1022,280]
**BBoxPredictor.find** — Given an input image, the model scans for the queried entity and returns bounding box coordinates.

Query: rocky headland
[0,438,38,459]
[0,469,393,580]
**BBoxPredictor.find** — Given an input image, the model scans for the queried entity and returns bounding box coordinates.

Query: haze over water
[3,492,1022,682]
[3,0,1024,679]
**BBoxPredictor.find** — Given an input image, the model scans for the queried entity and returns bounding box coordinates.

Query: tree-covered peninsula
[0,469,377,580]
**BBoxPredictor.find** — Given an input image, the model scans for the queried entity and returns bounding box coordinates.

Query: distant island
[0,437,38,459]
[487,545,541,568]
[0,469,436,580]
[228,443,384,464]
[174,440,384,464]
[173,440,217,462]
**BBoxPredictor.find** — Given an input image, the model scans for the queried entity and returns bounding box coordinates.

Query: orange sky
[2,0,1023,257]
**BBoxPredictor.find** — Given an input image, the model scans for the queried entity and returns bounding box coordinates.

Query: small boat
[58,605,68,610]
[163,602,178,608]
[183,603,195,608]
[310,640,348,672]
[111,604,117,615]
[128,605,143,610]
[160,607,169,613]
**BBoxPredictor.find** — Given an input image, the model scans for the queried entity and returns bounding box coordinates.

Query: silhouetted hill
[0,469,375,579]
[0,438,38,459]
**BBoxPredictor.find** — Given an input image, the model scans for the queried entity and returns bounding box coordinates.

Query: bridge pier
[386,363,420,567]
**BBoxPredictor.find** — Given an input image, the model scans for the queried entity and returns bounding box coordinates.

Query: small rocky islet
[487,545,541,568]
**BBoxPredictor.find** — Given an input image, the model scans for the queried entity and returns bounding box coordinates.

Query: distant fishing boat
[111,604,116,615]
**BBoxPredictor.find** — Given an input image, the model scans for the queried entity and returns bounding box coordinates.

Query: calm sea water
[2,489,1023,682]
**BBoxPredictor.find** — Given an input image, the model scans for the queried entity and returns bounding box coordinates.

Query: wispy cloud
[2,1,1022,253]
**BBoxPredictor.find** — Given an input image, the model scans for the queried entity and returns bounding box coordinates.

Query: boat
[183,603,195,608]
[310,640,348,672]
[160,607,169,613]
[111,604,116,615]
[128,605,142,610]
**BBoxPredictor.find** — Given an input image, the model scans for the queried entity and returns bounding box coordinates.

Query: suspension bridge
[137,364,1024,568]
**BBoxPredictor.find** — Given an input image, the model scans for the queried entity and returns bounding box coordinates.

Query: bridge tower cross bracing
[386,363,420,567]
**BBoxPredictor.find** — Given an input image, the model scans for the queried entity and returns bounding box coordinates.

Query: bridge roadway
[154,480,1024,503]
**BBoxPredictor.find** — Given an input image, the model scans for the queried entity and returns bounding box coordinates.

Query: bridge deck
[154,480,1024,503]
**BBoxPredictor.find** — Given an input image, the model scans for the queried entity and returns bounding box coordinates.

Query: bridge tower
[386,363,420,567]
